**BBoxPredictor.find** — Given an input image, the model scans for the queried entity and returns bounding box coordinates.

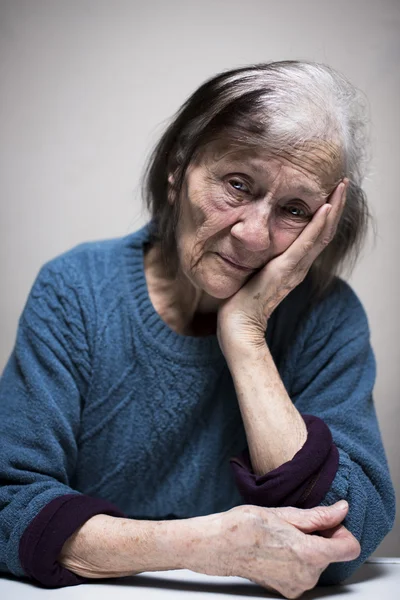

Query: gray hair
[142,60,374,301]
[218,61,369,186]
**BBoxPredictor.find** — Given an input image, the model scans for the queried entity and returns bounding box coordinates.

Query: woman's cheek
[271,226,303,255]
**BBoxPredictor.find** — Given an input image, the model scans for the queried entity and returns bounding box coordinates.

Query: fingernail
[336,500,348,510]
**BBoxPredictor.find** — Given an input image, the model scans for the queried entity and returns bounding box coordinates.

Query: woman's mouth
[216,253,255,272]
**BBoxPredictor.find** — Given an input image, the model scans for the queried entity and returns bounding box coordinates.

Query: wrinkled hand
[195,501,360,599]
[217,180,348,355]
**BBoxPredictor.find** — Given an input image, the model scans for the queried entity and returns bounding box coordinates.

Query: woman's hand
[189,501,360,599]
[217,180,348,357]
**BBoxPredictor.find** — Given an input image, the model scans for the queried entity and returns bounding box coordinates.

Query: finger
[271,501,349,534]
[294,180,348,274]
[312,523,343,538]
[281,180,347,270]
[314,525,361,563]
[306,180,347,248]
[315,178,348,239]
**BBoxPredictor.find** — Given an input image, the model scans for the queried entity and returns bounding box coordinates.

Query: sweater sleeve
[229,413,339,508]
[280,279,396,585]
[0,259,126,587]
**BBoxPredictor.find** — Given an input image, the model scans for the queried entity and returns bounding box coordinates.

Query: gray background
[0,0,399,555]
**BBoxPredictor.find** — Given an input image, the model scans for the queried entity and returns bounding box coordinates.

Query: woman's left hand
[217,179,348,357]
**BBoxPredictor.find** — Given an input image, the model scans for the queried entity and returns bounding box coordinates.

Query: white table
[1,559,399,599]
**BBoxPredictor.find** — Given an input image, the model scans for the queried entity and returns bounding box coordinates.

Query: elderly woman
[0,60,395,599]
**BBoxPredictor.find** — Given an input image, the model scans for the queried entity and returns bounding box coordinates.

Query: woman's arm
[58,513,194,578]
[225,278,395,584]
[0,258,127,586]
[225,342,307,476]
[226,341,339,509]
[58,501,360,600]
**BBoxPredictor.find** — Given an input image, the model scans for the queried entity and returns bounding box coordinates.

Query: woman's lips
[216,253,255,272]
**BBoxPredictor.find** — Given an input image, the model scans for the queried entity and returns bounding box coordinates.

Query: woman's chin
[200,275,245,299]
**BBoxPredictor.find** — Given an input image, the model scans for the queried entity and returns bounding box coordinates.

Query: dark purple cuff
[230,414,339,508]
[19,493,127,588]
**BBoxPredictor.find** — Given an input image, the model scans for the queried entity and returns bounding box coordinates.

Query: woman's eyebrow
[294,184,325,199]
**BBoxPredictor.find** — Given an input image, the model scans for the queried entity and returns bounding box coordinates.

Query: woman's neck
[143,242,219,336]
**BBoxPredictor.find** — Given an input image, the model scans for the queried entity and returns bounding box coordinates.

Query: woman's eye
[283,205,311,220]
[228,179,250,194]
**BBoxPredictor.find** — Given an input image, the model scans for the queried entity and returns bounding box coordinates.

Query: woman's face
[172,141,342,299]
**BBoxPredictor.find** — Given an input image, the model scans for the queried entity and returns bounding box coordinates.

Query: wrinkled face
[172,141,342,299]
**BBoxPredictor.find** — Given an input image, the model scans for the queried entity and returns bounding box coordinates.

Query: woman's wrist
[163,512,223,574]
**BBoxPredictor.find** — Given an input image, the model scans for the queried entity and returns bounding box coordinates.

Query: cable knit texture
[0,221,395,588]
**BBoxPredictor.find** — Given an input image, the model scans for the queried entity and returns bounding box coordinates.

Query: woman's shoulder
[268,274,370,365]
[288,274,371,347]
[35,222,151,289]
[303,275,369,331]
[20,224,151,334]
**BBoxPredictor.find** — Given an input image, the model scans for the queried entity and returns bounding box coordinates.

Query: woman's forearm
[226,342,308,476]
[58,512,217,579]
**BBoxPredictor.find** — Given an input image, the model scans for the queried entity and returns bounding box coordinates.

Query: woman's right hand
[188,501,361,599]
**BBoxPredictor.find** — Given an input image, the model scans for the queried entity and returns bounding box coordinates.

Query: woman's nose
[229,202,272,253]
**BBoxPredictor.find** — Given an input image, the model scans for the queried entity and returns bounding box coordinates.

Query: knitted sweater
[0,222,395,589]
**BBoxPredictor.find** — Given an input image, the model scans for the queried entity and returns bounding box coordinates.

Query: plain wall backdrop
[0,0,399,555]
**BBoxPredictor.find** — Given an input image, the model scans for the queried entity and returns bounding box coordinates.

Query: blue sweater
[0,222,395,587]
